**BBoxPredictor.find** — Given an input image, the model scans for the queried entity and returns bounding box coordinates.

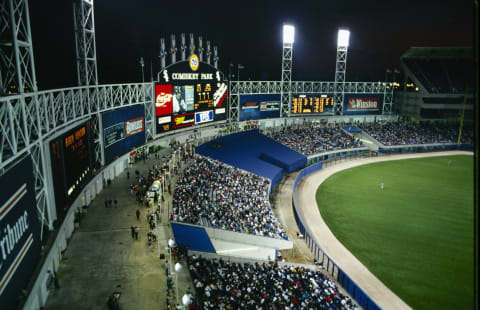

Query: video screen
[173,85,194,113]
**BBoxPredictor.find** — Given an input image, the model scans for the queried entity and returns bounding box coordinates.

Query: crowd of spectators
[188,255,358,310]
[172,155,288,240]
[266,125,363,156]
[360,122,474,146]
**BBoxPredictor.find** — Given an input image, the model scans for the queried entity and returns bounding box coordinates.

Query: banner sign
[239,94,280,121]
[125,117,144,137]
[195,110,214,124]
[155,84,173,116]
[173,113,195,128]
[102,105,145,164]
[104,123,125,148]
[0,156,41,310]
[343,94,383,115]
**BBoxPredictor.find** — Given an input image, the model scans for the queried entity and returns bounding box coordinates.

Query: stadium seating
[403,58,473,94]
[196,129,307,188]
[172,155,288,240]
[360,122,473,146]
[266,125,363,156]
[188,255,358,310]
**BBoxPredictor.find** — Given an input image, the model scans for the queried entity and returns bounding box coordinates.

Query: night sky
[29,0,473,90]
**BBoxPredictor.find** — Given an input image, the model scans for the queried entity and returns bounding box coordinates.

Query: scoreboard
[50,121,94,215]
[155,56,227,134]
[291,94,334,115]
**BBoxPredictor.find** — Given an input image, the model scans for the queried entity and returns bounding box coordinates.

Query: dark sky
[29,0,473,90]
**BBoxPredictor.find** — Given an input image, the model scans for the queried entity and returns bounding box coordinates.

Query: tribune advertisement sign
[0,156,41,309]
[155,57,227,134]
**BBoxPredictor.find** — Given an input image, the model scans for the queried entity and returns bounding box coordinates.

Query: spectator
[173,155,288,240]
[266,125,363,156]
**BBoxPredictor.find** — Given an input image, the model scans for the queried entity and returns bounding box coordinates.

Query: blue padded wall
[171,223,216,253]
[196,129,307,188]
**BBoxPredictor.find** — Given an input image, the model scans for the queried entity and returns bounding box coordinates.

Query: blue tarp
[341,125,362,133]
[196,129,307,188]
[171,223,216,253]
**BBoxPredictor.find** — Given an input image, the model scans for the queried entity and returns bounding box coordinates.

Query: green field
[315,155,474,310]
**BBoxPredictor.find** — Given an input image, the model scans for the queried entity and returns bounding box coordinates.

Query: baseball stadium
[0,1,477,310]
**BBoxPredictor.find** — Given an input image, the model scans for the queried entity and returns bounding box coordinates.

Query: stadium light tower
[280,24,295,117]
[333,28,350,115]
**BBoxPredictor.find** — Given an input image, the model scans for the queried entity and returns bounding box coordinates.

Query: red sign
[347,97,380,111]
[155,84,173,116]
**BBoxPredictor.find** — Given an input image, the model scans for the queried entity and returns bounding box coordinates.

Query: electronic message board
[155,56,227,134]
[291,94,335,115]
[50,121,94,214]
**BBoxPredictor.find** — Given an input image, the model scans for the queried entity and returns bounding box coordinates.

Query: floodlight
[174,262,182,272]
[337,29,350,47]
[182,294,192,305]
[283,24,295,44]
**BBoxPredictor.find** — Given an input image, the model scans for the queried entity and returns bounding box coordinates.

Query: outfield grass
[316,155,474,310]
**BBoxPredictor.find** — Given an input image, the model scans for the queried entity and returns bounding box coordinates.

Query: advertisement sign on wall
[155,84,173,116]
[173,113,195,128]
[195,110,214,124]
[343,94,383,115]
[0,155,41,310]
[102,105,146,164]
[239,94,280,121]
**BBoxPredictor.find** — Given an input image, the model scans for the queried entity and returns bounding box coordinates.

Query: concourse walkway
[44,148,193,310]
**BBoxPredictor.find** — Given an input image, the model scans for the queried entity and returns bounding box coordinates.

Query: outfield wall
[292,150,382,310]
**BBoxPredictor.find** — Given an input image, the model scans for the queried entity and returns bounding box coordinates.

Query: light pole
[280,24,295,117]
[174,262,183,306]
[333,28,350,115]
[140,57,145,83]
[237,64,244,82]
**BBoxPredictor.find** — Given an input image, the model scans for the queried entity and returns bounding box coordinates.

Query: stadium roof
[400,47,473,60]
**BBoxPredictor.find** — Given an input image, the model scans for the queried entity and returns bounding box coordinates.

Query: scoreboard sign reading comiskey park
[155,54,227,134]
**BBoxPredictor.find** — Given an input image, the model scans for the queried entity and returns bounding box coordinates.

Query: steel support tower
[73,0,106,166]
[73,0,98,86]
[0,0,54,238]
[333,30,349,115]
[280,39,293,117]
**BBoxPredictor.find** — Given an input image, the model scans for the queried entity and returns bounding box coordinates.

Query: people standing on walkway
[136,209,140,220]
[130,226,135,239]
[134,226,139,240]
[114,200,118,208]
